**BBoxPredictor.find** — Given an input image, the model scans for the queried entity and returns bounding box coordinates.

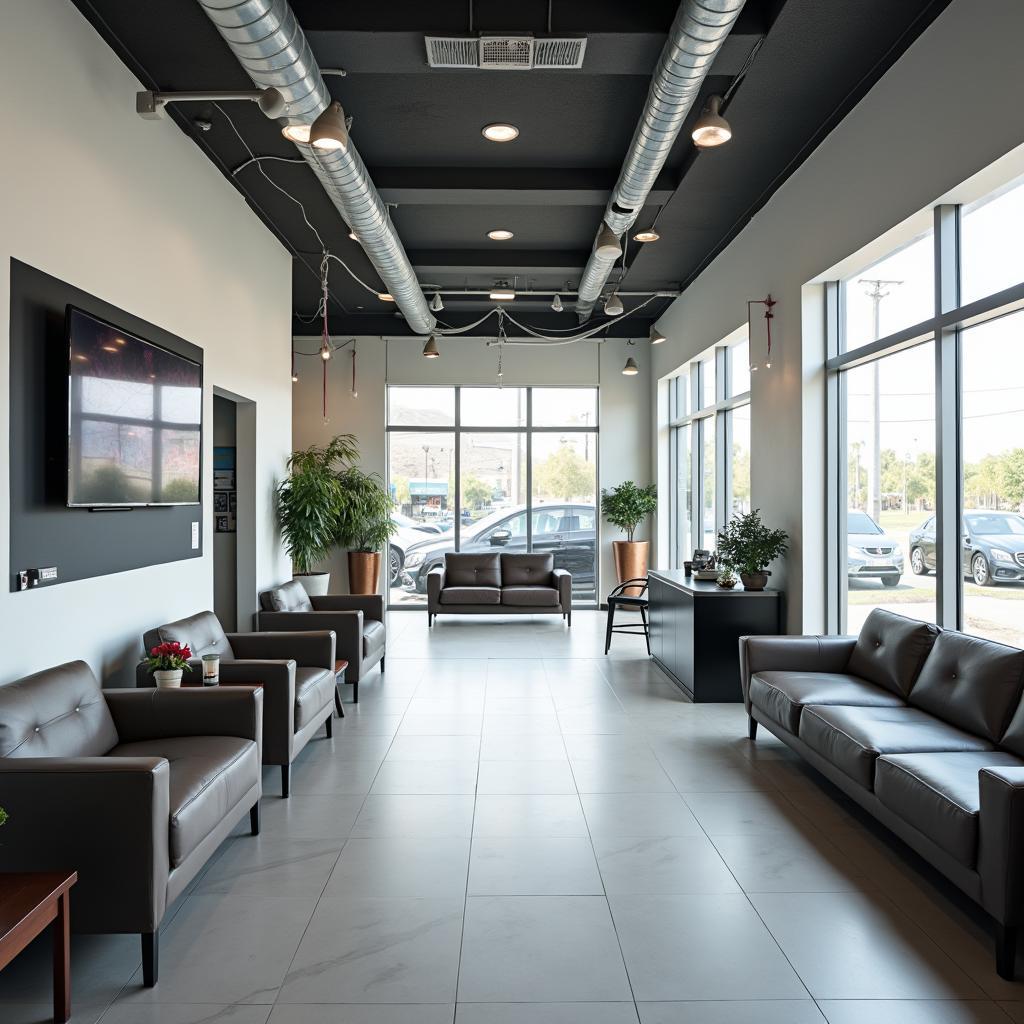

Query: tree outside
[534,445,595,501]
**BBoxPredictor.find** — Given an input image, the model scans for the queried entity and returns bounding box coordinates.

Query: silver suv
[847,510,903,588]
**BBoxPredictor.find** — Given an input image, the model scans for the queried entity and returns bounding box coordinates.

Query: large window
[387,386,598,607]
[668,326,751,566]
[828,176,1024,649]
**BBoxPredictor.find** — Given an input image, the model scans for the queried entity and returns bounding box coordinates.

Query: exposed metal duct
[197,0,435,334]
[575,0,746,318]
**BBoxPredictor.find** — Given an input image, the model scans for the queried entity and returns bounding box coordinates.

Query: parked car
[909,510,1024,586]
[399,503,597,594]
[389,514,452,585]
[847,510,903,587]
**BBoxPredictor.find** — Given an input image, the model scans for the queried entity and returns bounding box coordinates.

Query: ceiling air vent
[425,35,587,70]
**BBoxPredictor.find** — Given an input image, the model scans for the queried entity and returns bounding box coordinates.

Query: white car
[389,514,451,584]
[847,510,904,588]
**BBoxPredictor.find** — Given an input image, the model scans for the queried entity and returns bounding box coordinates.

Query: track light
[622,356,639,376]
[430,292,444,312]
[595,223,622,259]
[490,286,515,301]
[309,100,348,151]
[551,294,563,313]
[633,228,661,243]
[282,123,311,144]
[649,325,666,345]
[604,292,624,316]
[422,334,440,358]
[692,95,731,148]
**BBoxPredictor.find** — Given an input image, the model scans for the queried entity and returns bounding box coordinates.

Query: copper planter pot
[612,541,649,596]
[347,551,381,595]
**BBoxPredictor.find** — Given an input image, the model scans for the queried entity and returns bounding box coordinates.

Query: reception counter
[647,569,782,702]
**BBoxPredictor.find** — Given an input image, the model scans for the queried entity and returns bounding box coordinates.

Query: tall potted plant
[335,466,397,595]
[716,508,789,591]
[277,435,358,596]
[601,481,658,592]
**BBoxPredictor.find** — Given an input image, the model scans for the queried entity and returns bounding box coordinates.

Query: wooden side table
[0,871,77,1023]
[334,659,350,716]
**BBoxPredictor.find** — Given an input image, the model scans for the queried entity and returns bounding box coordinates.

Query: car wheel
[972,553,993,587]
[389,546,403,586]
[910,548,929,576]
[881,575,900,588]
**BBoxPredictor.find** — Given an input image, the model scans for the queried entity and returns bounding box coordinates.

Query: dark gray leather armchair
[138,611,335,797]
[0,660,263,987]
[741,608,1024,978]
[427,552,572,626]
[257,580,385,696]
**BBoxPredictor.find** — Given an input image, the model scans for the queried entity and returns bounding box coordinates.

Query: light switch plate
[191,522,200,550]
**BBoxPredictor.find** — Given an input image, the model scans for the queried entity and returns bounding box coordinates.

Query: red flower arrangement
[144,641,193,673]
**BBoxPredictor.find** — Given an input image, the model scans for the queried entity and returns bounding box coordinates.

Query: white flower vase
[154,669,183,689]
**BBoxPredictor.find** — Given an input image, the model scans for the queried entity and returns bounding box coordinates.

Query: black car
[908,510,1024,586]
[399,503,597,595]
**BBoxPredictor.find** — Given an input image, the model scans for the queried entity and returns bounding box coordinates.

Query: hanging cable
[231,154,308,177]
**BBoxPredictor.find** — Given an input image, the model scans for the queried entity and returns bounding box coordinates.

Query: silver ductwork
[575,0,746,318]
[197,0,435,334]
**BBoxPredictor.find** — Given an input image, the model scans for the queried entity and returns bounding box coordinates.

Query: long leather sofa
[740,608,1024,979]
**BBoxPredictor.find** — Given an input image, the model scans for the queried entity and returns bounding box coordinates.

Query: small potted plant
[716,508,789,591]
[0,807,8,830]
[601,481,658,589]
[144,641,193,689]
[716,567,738,589]
[335,466,397,595]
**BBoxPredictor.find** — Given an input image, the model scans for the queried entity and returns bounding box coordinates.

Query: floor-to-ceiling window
[387,386,598,607]
[827,175,1024,648]
[668,326,751,567]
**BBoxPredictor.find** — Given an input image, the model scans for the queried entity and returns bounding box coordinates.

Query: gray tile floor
[3,611,1024,1022]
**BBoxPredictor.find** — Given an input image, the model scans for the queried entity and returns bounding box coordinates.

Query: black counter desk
[647,569,782,702]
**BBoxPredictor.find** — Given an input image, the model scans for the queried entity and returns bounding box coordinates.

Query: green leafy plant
[277,435,359,574]
[0,807,7,829]
[716,508,789,576]
[601,481,658,542]
[335,467,397,553]
[716,567,738,589]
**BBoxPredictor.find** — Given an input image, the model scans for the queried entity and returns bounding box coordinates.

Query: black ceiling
[73,0,949,338]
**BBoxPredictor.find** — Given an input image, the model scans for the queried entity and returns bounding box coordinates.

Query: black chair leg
[604,602,615,654]
[567,610,572,628]
[141,931,158,988]
[380,655,386,673]
[640,605,651,655]
[250,801,261,836]
[748,717,758,741]
[325,715,333,738]
[353,676,359,703]
[997,923,1018,979]
[281,764,290,799]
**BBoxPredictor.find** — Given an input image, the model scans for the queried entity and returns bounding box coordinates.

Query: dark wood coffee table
[334,659,350,716]
[0,871,77,1023]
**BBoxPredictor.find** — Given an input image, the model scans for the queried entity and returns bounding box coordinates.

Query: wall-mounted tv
[67,306,202,507]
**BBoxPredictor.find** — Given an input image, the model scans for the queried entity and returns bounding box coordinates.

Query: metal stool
[604,577,650,655]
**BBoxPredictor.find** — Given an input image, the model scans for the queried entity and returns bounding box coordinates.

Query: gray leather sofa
[427,552,572,626]
[257,580,385,697]
[741,608,1024,978]
[138,611,335,797]
[0,660,263,987]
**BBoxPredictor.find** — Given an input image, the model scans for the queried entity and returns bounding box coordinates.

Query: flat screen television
[66,306,202,507]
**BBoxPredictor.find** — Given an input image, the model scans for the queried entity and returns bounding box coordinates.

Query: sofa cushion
[441,586,501,605]
[145,611,234,661]
[750,671,904,734]
[908,631,1024,742]
[445,553,501,588]
[109,735,258,868]
[798,705,993,790]
[294,667,334,730]
[875,751,1024,866]
[846,609,940,697]
[260,580,314,613]
[0,661,118,759]
[501,585,560,608]
[363,619,386,659]
[501,553,554,586]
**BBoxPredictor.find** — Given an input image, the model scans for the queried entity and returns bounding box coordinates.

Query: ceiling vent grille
[425,35,587,70]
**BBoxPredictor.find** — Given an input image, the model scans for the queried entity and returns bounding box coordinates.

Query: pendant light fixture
[422,334,440,358]
[282,123,311,144]
[551,293,563,313]
[633,228,661,243]
[692,95,732,148]
[604,292,624,316]
[320,339,332,360]
[649,325,667,345]
[309,100,348,151]
[595,223,622,259]
[430,292,444,312]
[622,340,640,376]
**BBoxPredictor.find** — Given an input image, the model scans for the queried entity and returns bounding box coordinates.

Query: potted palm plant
[601,481,658,591]
[716,508,789,591]
[277,435,358,596]
[335,466,397,595]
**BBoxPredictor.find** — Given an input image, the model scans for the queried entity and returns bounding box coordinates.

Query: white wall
[292,335,652,600]
[650,0,1024,632]
[0,0,293,684]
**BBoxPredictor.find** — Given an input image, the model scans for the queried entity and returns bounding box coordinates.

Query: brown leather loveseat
[741,608,1024,978]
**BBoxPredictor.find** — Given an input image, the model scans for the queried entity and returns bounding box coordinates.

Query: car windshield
[967,513,1024,536]
[848,511,882,535]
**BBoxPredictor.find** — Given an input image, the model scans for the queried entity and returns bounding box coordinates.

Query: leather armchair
[0,661,262,987]
[139,611,336,797]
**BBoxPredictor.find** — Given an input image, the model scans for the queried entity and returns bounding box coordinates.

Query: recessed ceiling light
[633,228,660,243]
[482,123,519,143]
[378,292,395,302]
[114,337,126,345]
[487,229,514,241]
[489,287,516,301]
[101,345,119,353]
[282,123,311,144]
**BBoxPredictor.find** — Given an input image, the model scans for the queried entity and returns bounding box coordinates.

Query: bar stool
[604,577,650,655]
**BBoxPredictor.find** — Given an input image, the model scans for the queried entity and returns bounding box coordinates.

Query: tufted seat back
[259,580,314,613]
[444,553,502,588]
[143,611,234,660]
[501,553,555,586]
[0,660,118,758]
[845,608,939,697]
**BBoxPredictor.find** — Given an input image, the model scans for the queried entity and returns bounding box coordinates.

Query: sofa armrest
[213,660,296,764]
[738,635,858,712]
[229,630,336,671]
[312,594,383,622]
[427,566,445,611]
[257,612,364,672]
[979,766,1024,924]
[104,686,263,746]
[0,756,171,932]
[552,569,572,612]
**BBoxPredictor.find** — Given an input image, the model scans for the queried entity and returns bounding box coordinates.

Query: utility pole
[859,279,902,525]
